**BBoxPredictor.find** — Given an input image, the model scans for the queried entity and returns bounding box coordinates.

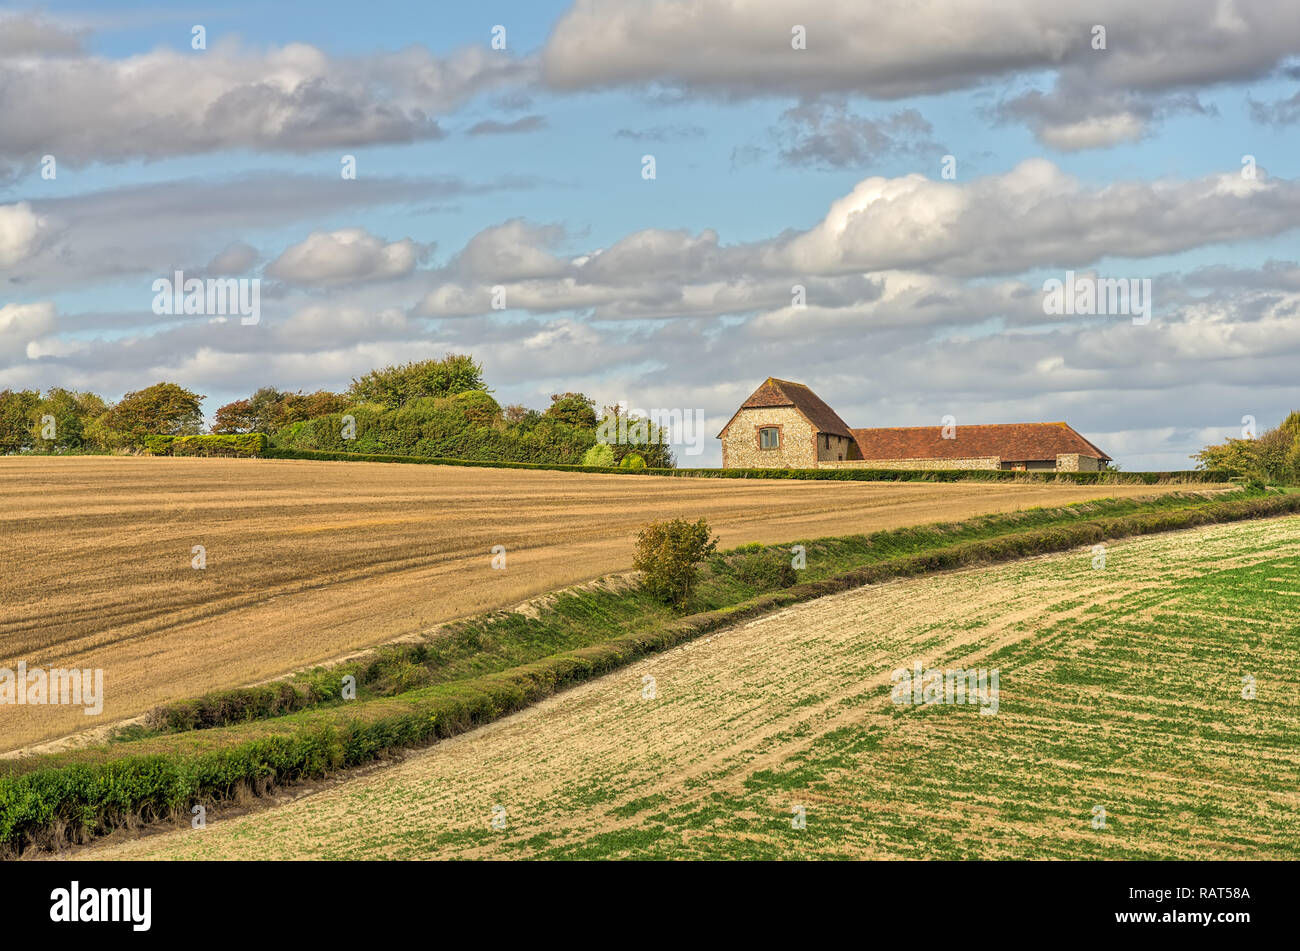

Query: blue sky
[2,0,1299,467]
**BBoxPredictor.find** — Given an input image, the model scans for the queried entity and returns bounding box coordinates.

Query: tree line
[0,354,675,467]
[1195,412,1300,483]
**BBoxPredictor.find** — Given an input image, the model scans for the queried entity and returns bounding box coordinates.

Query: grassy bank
[3,488,1295,856]
[139,490,1241,734]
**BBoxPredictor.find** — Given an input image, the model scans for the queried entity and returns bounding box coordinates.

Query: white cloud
[0,38,533,165]
[267,229,422,286]
[3,173,523,294]
[415,161,1300,323]
[544,0,1300,147]
[1036,112,1147,151]
[0,201,49,268]
[0,12,84,57]
[202,242,261,276]
[767,159,1300,276]
[0,300,56,360]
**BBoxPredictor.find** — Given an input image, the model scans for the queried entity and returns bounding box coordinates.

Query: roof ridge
[851,421,1067,431]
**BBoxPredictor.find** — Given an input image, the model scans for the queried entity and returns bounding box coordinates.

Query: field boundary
[263,447,1230,485]
[3,491,1296,857]
[2,445,1237,484]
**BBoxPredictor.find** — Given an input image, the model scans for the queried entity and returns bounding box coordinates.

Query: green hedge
[144,434,269,457]
[265,447,1231,484]
[274,402,599,465]
[145,681,324,732]
[3,490,1297,856]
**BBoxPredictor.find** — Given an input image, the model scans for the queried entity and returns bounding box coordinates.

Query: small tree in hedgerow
[582,442,615,467]
[633,518,718,609]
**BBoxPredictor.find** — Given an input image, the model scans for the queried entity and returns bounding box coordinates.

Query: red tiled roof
[850,422,1111,462]
[718,378,855,439]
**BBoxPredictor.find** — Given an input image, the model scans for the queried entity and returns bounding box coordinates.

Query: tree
[594,405,675,468]
[347,354,487,408]
[582,443,615,467]
[212,388,349,434]
[247,387,291,430]
[30,388,106,450]
[1195,411,1300,482]
[211,398,256,434]
[506,405,542,429]
[283,390,349,423]
[0,389,40,453]
[448,390,502,426]
[99,383,204,444]
[544,392,597,428]
[633,518,718,609]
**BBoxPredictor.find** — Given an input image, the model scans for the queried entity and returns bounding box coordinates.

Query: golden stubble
[0,455,1200,751]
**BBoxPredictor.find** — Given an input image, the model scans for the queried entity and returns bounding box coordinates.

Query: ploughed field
[0,456,1198,752]
[86,515,1300,860]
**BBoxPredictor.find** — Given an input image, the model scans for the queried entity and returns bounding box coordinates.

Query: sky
[1,0,1298,468]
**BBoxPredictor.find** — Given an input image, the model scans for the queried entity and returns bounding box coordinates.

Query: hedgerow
[144,434,269,457]
[273,402,596,465]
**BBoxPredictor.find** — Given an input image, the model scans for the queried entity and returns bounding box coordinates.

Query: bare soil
[0,455,1196,752]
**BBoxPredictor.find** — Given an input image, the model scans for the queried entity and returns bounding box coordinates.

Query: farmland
[0,456,1206,753]
[78,513,1300,860]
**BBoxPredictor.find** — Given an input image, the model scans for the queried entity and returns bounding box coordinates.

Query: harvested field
[0,456,1207,752]
[79,514,1300,860]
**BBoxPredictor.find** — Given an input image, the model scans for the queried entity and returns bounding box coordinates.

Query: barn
[717,378,1112,472]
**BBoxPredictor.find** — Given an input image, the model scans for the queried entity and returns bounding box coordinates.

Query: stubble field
[82,514,1300,860]
[1,456,1202,752]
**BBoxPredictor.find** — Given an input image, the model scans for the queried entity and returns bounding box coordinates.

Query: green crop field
[82,512,1300,860]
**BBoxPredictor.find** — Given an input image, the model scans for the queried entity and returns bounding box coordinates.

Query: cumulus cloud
[543,0,1300,147]
[0,202,51,269]
[3,172,529,293]
[413,160,1300,323]
[445,219,571,282]
[996,86,1215,150]
[766,159,1300,276]
[0,12,86,56]
[267,229,424,286]
[0,36,534,165]
[0,300,56,360]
